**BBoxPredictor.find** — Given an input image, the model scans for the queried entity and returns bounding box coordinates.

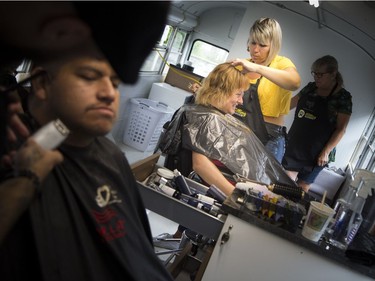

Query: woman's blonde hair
[247,17,282,66]
[195,62,249,107]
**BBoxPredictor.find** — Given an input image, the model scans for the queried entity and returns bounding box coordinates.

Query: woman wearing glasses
[282,55,352,192]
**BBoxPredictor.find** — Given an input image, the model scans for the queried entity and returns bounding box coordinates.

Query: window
[140,47,166,73]
[349,106,375,172]
[140,25,188,74]
[165,29,188,70]
[187,40,229,77]
[140,27,229,79]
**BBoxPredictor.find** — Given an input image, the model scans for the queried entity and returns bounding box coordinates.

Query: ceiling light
[309,0,319,8]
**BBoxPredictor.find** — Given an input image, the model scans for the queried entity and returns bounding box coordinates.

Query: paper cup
[302,201,335,242]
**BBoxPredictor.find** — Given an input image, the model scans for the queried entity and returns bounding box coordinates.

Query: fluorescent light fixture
[309,0,319,8]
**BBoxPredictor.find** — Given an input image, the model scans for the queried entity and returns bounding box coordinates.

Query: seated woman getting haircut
[159,62,296,197]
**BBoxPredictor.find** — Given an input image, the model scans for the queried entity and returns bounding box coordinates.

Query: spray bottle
[332,167,356,214]
[327,178,375,250]
[325,171,357,239]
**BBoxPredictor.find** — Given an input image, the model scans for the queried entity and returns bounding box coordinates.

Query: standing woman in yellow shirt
[231,17,301,163]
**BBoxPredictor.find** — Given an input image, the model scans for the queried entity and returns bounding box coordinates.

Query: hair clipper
[31,119,70,149]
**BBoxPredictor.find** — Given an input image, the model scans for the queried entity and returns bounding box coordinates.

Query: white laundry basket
[123,98,174,151]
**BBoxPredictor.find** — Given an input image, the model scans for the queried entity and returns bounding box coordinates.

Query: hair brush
[268,183,305,200]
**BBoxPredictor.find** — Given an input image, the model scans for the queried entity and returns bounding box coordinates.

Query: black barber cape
[0,136,173,281]
[234,77,270,145]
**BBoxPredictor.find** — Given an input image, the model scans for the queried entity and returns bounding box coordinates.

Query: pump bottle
[332,171,357,214]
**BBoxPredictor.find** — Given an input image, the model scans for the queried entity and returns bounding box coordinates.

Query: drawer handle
[220,224,233,246]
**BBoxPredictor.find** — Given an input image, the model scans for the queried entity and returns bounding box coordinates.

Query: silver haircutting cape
[160,104,297,187]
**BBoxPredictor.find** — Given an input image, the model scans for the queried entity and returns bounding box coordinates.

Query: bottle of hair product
[325,182,357,237]
[328,178,375,250]
[173,169,193,196]
[325,170,362,240]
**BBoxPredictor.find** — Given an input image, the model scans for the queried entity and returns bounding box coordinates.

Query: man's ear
[41,17,91,49]
[30,67,50,100]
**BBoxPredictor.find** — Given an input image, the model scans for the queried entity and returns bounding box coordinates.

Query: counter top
[222,189,375,279]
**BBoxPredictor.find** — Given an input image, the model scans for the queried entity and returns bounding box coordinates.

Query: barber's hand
[13,138,64,182]
[6,90,29,142]
[188,82,201,94]
[317,150,329,167]
[1,90,30,168]
[230,58,259,74]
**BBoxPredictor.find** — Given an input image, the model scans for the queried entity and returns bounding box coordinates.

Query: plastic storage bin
[123,98,174,151]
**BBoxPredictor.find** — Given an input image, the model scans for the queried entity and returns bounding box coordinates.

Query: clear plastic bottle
[324,178,359,239]
[333,183,357,213]
[328,201,363,249]
[328,178,374,250]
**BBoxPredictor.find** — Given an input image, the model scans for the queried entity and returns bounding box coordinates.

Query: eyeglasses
[311,71,329,78]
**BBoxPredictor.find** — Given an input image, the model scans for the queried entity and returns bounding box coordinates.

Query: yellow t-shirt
[249,55,296,117]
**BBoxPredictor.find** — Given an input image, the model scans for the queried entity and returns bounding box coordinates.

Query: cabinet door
[202,214,372,281]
